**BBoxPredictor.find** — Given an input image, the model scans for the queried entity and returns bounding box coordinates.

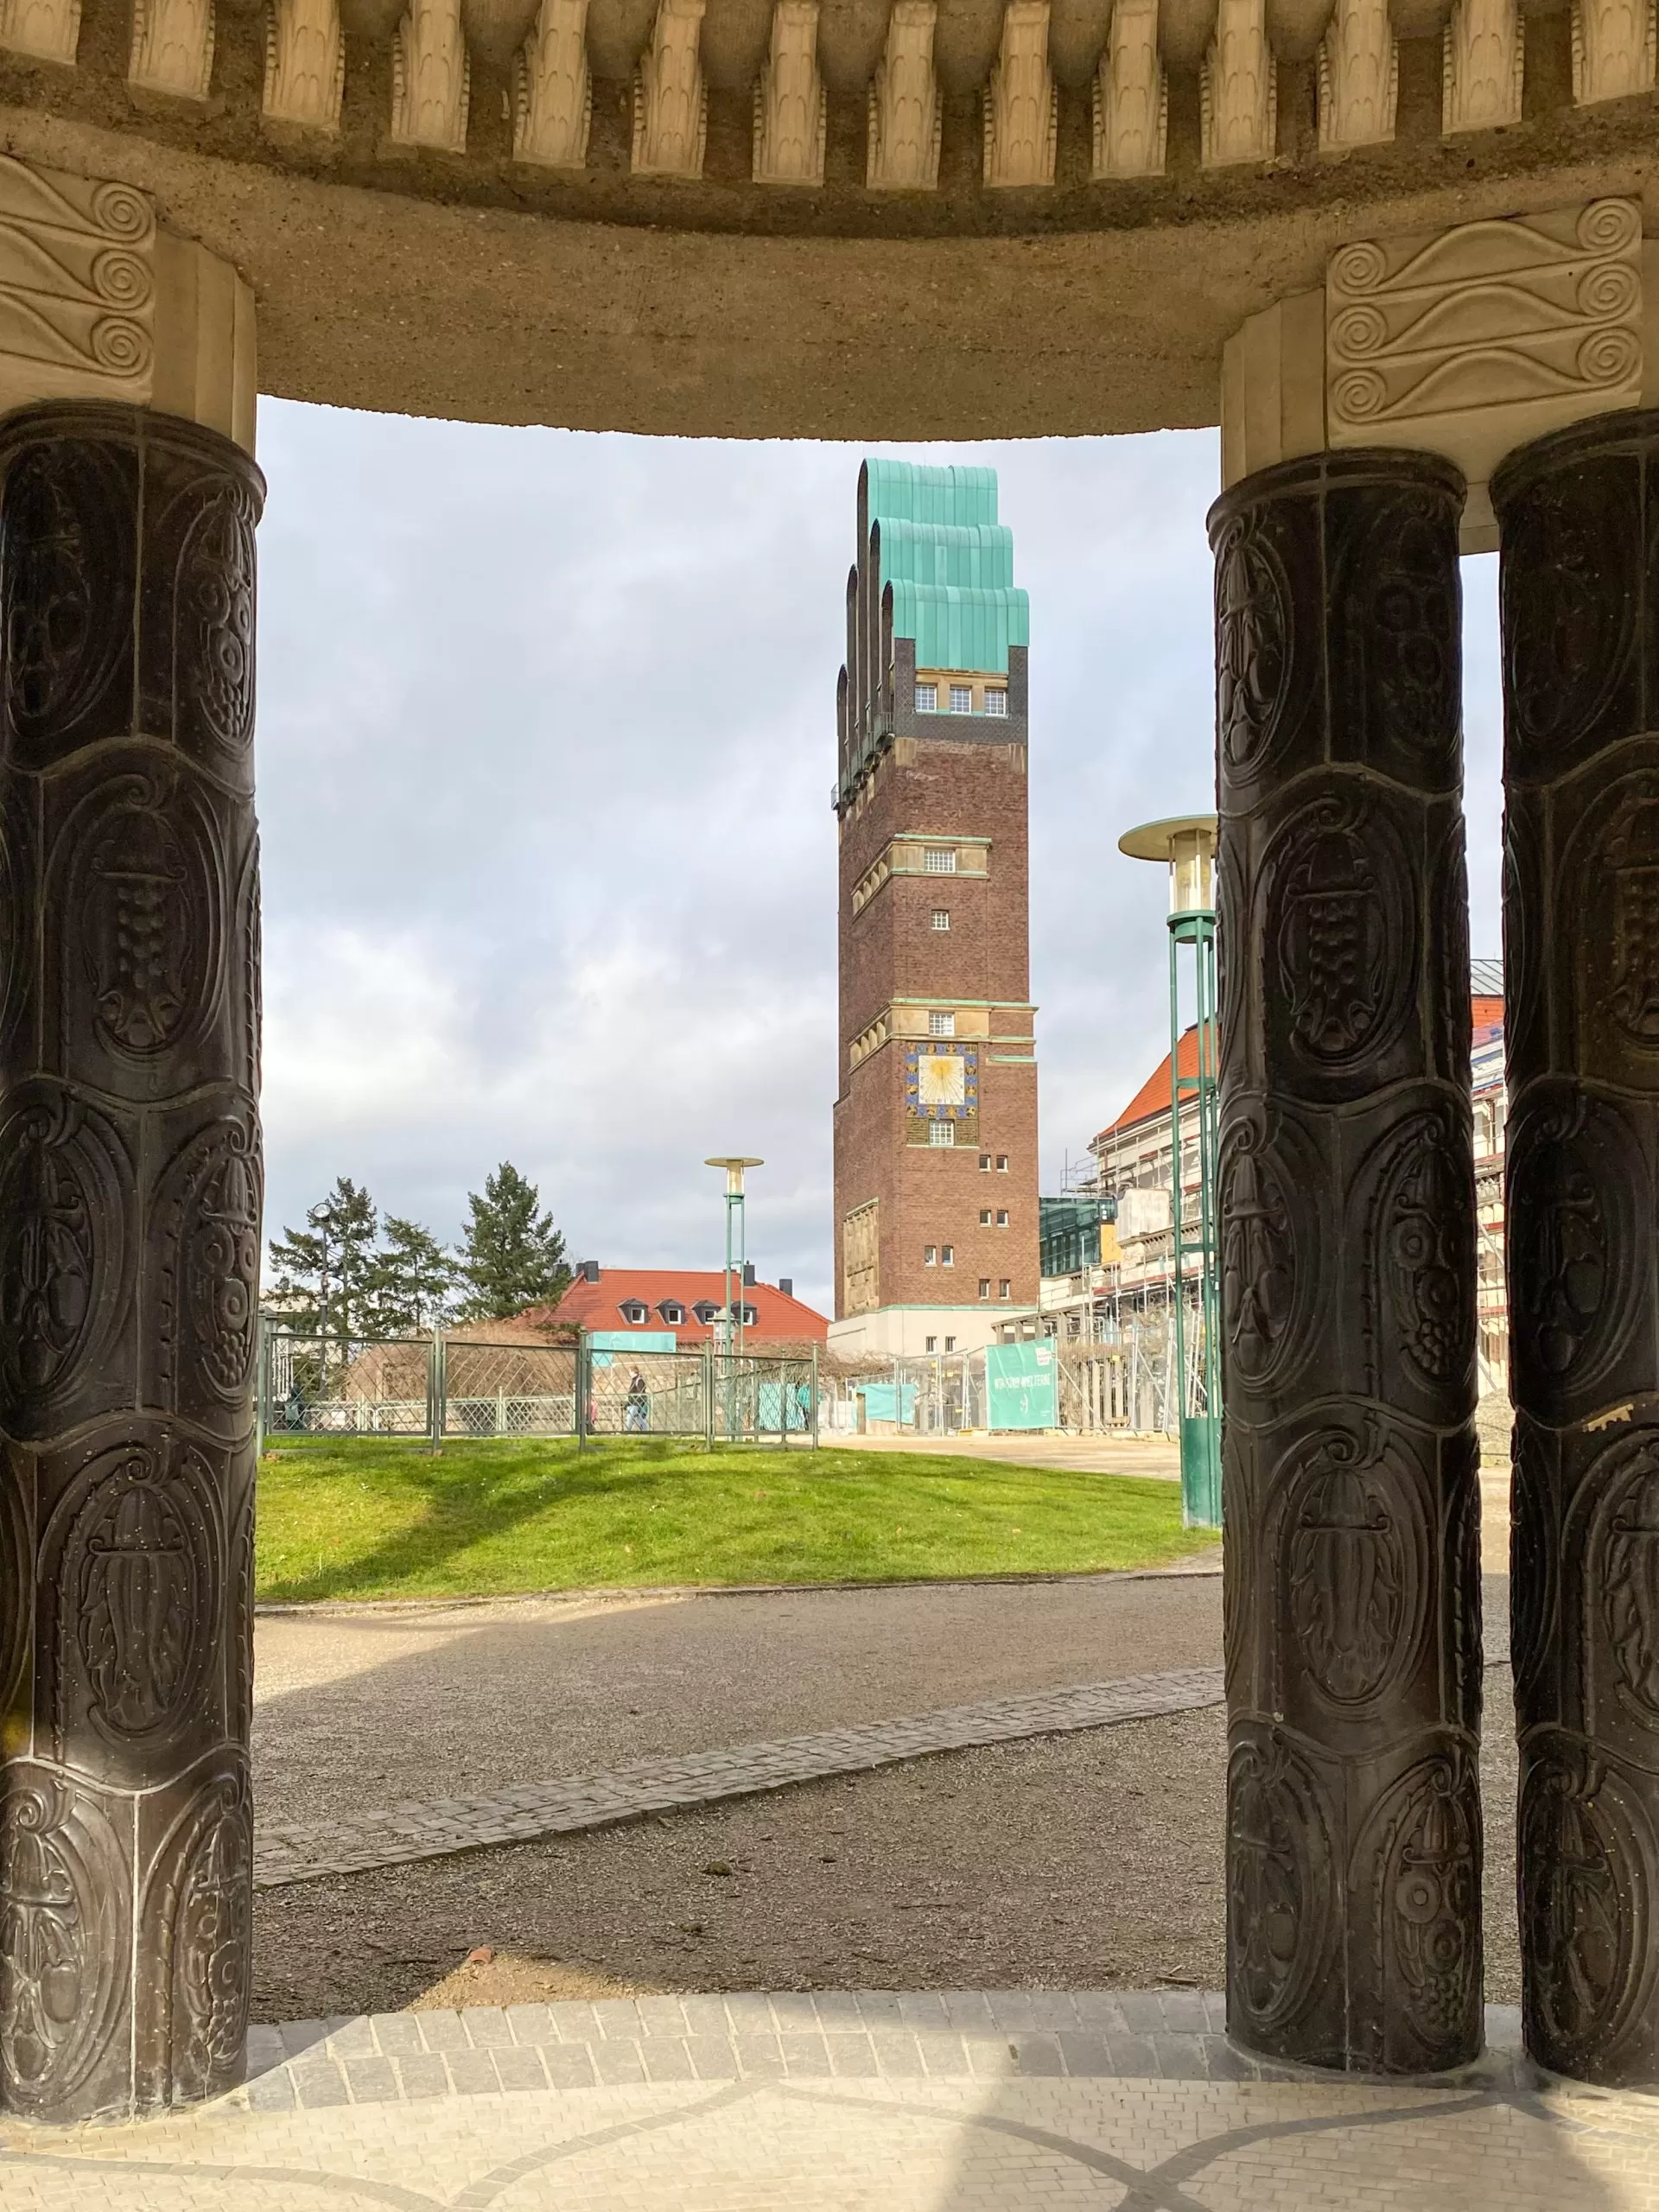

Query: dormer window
[729,1302,758,1327]
[658,1300,685,1325]
[692,1300,719,1324]
[620,1300,649,1325]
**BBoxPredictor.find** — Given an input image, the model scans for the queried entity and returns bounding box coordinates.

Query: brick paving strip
[253,1665,1227,1891]
[238,1990,1535,2112]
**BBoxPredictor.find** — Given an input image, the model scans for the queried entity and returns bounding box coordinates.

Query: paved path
[836,1433,1183,1478]
[251,1571,1224,1838]
[3,1993,1653,2209]
[255,1666,1226,1890]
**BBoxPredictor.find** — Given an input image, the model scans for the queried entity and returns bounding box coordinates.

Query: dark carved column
[1210,449,1483,2074]
[0,404,264,2123]
[1494,409,1659,2089]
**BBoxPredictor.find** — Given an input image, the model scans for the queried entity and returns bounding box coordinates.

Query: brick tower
[830,460,1039,1359]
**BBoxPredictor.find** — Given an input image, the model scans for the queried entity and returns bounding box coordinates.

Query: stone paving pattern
[3,1993,1656,2209]
[254,1668,1225,1890]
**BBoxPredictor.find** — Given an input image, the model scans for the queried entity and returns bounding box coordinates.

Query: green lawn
[253,1436,1214,1603]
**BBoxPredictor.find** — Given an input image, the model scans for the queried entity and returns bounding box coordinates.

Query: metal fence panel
[262,1332,435,1438]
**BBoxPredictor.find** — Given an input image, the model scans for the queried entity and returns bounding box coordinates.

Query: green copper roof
[864,461,1029,676]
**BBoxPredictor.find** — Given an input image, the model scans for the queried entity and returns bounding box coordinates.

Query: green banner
[985,1341,1058,1432]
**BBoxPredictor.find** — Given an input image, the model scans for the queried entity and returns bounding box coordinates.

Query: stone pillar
[1211,448,1484,2074]
[1493,408,1659,2089]
[0,164,261,2125]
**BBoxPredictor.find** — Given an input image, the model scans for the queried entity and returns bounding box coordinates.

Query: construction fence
[259,1327,820,1449]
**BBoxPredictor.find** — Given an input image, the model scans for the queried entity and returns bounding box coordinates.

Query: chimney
[742,1262,756,1287]
[580,1260,600,1283]
[779,1277,792,1297]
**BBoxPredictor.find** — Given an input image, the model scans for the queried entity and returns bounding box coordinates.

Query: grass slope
[254,1436,1211,1602]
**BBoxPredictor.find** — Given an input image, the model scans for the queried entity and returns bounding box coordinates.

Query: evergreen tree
[456,1162,570,1321]
[364,1216,459,1335]
[267,1178,380,1338]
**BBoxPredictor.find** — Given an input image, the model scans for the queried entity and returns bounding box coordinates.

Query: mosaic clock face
[917,1052,966,1108]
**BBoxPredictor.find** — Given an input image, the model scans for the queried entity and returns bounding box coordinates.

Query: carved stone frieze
[1317,0,1397,151]
[1494,407,1659,2087]
[391,0,470,153]
[753,0,824,187]
[1442,0,1523,133]
[983,0,1056,188]
[129,0,214,100]
[1572,0,1656,104]
[1201,0,1277,168]
[0,0,79,65]
[0,402,264,2125]
[632,0,707,180]
[867,0,940,190]
[264,0,344,134]
[514,0,591,169]
[1092,0,1166,178]
[1211,447,1480,2074]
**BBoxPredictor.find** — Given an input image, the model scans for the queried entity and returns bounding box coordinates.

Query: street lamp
[1118,815,1221,1530]
[705,1159,763,1439]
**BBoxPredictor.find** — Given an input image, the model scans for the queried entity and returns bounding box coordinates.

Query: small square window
[929,1010,956,1037]
[950,683,973,714]
[915,682,938,712]
[985,689,1007,717]
[925,1335,938,1353]
[996,1155,1009,1172]
[999,1279,1011,1300]
[929,1121,956,1147]
[924,1245,938,1266]
[944,1335,957,1351]
[978,1278,991,1300]
[924,848,957,874]
[931,909,950,931]
[979,1154,992,1171]
[941,1245,955,1266]
[996,1210,1009,1228]
[980,1209,992,1225]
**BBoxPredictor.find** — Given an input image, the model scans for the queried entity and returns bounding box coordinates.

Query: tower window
[996,1154,1008,1171]
[979,1279,991,1300]
[931,910,950,931]
[941,1245,954,1267]
[950,684,973,714]
[985,689,1007,716]
[915,682,938,712]
[925,1335,938,1352]
[944,1336,957,1351]
[923,848,957,874]
[925,1246,938,1266]
[929,1010,956,1037]
[980,1209,992,1225]
[928,1121,955,1147]
[999,1280,1011,1299]
[979,1154,991,1171]
[996,1210,1009,1228]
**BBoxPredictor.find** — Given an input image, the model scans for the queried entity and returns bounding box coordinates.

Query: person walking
[625,1367,649,1433]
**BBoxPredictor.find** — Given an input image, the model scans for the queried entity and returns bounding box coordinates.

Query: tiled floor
[2,1992,1655,2209]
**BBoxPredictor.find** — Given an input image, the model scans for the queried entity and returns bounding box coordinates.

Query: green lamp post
[706,1156,763,1436]
[1118,816,1221,1530]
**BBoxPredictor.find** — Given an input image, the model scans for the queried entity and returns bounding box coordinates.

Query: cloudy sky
[255,405,1506,1317]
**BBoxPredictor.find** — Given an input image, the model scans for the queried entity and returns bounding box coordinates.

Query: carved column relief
[1443,0,1523,132]
[1494,409,1659,2088]
[514,0,591,168]
[1211,449,1482,2074]
[1572,0,1656,104]
[868,0,941,189]
[129,0,213,99]
[983,0,1056,188]
[1093,0,1166,178]
[1202,0,1277,167]
[263,0,344,133]
[0,402,264,2123]
[0,0,79,65]
[1318,0,1397,149]
[632,0,707,179]
[391,0,470,152]
[753,0,824,186]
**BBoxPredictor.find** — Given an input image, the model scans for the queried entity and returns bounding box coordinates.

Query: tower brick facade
[830,461,1039,1358]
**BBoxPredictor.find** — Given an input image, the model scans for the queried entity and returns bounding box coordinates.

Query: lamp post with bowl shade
[1118,816,1221,1529]
[705,1156,762,1437]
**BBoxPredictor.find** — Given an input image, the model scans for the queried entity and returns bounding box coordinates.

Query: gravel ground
[251,1569,1225,1835]
[252,1666,1523,2023]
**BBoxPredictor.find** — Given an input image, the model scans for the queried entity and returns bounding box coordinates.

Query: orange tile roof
[546,1268,828,1344]
[1096,994,1507,1145]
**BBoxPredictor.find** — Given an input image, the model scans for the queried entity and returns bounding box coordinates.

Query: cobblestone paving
[254,1667,1226,1891]
[3,1993,1656,2209]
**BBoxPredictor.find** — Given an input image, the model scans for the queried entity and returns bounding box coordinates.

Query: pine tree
[364,1217,459,1335]
[266,1178,380,1338]
[456,1163,570,1321]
